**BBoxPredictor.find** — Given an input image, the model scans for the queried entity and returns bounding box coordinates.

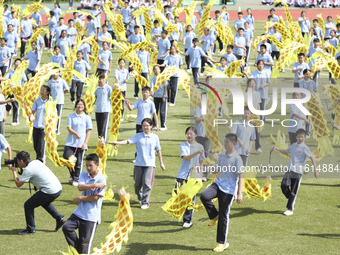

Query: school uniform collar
[87,171,100,180]
[75,112,85,117]
[143,132,152,138]
[41,97,48,103]
[223,150,237,158]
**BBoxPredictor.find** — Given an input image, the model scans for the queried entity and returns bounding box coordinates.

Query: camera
[5,157,18,168]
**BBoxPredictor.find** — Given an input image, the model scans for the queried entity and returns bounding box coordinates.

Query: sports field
[0,6,340,255]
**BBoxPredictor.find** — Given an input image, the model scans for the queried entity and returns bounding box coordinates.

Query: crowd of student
[1,2,339,253]
[262,0,340,8]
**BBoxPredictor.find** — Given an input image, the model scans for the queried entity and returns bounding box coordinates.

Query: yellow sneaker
[213,243,229,252]
[208,216,218,227]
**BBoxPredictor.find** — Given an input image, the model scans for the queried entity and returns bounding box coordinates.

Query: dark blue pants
[24,190,63,232]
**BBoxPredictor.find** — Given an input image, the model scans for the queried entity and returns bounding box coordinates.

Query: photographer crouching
[8,151,66,235]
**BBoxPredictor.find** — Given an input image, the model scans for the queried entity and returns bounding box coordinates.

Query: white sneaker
[132,159,136,163]
[169,103,175,106]
[199,73,204,76]
[72,181,79,187]
[134,96,138,99]
[11,122,19,126]
[186,69,191,72]
[2,149,7,154]
[56,132,61,135]
[70,101,75,104]
[160,127,167,131]
[68,177,73,184]
[120,118,124,121]
[256,148,263,153]
[183,222,192,228]
[141,203,149,209]
[283,210,294,216]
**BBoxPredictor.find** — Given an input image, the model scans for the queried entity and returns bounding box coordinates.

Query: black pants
[44,34,53,49]
[201,54,213,73]
[168,77,178,104]
[176,178,195,223]
[281,171,302,211]
[154,97,167,128]
[25,190,63,232]
[185,48,190,69]
[62,214,97,255]
[157,59,165,72]
[255,127,261,150]
[192,67,199,85]
[63,146,85,182]
[0,66,8,76]
[71,80,84,102]
[216,36,223,52]
[271,51,280,60]
[108,30,116,41]
[25,69,37,81]
[121,91,126,118]
[21,37,31,57]
[12,100,19,123]
[289,131,297,145]
[135,72,148,97]
[95,112,109,140]
[259,98,266,121]
[201,183,234,244]
[56,104,63,134]
[33,127,45,162]
[196,136,211,158]
[294,82,300,88]
[312,70,320,84]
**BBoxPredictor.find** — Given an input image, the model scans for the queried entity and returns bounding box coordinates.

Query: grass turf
[0,20,339,254]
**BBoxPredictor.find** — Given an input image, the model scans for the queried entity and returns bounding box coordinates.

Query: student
[78,35,91,63]
[244,8,255,31]
[121,2,132,29]
[200,133,243,252]
[271,26,281,62]
[55,18,69,46]
[170,16,183,46]
[213,11,224,52]
[33,26,45,56]
[292,53,309,88]
[298,11,310,38]
[256,38,272,54]
[230,106,256,167]
[109,118,165,209]
[197,3,205,19]
[233,28,246,61]
[329,30,338,48]
[0,85,15,135]
[62,153,106,255]
[91,4,101,34]
[20,15,32,58]
[307,38,322,83]
[0,38,11,76]
[194,101,211,161]
[71,51,91,103]
[85,15,97,38]
[47,11,57,49]
[159,45,183,105]
[200,27,214,74]
[151,20,162,43]
[97,24,112,50]
[31,10,42,28]
[50,45,66,68]
[3,24,18,66]
[0,126,11,163]
[216,57,228,72]
[97,41,112,76]
[48,70,69,135]
[63,99,92,186]
[243,22,254,66]
[223,45,237,67]
[67,19,77,48]
[256,44,274,74]
[94,74,112,140]
[182,25,196,71]
[56,30,71,59]
[126,25,143,45]
[126,86,158,133]
[22,41,41,80]
[299,69,317,97]
[115,58,130,120]
[234,12,246,31]
[150,65,168,131]
[324,16,335,40]
[269,8,279,23]
[221,6,229,26]
[157,30,171,72]
[312,19,323,40]
[30,85,50,163]
[270,129,318,216]
[52,2,62,21]
[288,92,308,145]
[176,127,204,228]
[134,48,150,99]
[180,38,215,85]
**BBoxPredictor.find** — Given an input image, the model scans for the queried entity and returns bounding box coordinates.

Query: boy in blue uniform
[48,69,69,135]
[0,38,11,76]
[157,30,171,72]
[182,25,196,71]
[62,153,106,255]
[71,51,91,103]
[271,129,318,216]
[22,41,41,80]
[94,74,112,140]
[200,133,244,252]
[114,58,130,120]
[134,48,150,98]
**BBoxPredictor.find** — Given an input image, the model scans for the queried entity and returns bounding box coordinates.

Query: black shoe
[18,229,36,235]
[55,218,66,231]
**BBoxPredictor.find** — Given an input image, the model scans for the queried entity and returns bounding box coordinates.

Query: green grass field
[0,20,339,255]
